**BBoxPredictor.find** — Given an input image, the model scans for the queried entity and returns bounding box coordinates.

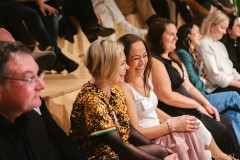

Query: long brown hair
[146,18,182,66]
[118,34,152,87]
[176,23,206,77]
[176,23,200,73]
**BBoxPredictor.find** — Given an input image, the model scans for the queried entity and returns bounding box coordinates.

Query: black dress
[153,55,240,157]
[224,38,240,73]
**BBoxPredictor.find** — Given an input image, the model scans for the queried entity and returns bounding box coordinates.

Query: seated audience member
[146,18,240,157]
[69,39,178,160]
[0,0,79,73]
[114,0,158,27]
[222,15,240,73]
[63,0,115,42]
[118,34,236,160]
[0,30,87,160]
[197,11,240,94]
[92,0,147,40]
[176,22,240,144]
[196,0,235,15]
[0,41,59,159]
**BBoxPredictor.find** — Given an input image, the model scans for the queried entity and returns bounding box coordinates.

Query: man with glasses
[0,41,58,159]
[0,39,87,159]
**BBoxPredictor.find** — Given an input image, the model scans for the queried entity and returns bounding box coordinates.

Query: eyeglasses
[2,70,45,85]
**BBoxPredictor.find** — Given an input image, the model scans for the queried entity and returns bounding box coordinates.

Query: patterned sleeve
[87,97,116,137]
[82,94,117,137]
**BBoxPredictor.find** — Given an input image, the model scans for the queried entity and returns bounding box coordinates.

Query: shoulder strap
[151,51,167,64]
[152,51,185,79]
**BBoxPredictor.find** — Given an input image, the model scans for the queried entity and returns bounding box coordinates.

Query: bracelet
[167,122,171,133]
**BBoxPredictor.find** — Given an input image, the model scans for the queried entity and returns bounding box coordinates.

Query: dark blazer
[39,98,87,160]
[0,110,59,160]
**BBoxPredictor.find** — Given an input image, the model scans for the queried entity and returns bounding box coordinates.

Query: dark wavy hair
[222,14,239,43]
[176,23,195,52]
[146,18,182,66]
[176,23,204,75]
[118,34,152,87]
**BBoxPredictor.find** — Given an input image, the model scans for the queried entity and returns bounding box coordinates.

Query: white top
[126,80,212,147]
[126,80,159,128]
[197,36,240,93]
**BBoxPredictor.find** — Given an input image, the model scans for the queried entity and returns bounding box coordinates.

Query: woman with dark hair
[146,18,240,157]
[176,22,240,145]
[222,15,240,73]
[118,33,238,160]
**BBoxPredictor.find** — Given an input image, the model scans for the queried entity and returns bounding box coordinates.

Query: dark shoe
[59,15,78,43]
[47,61,65,73]
[32,49,57,70]
[64,60,79,73]
[59,54,79,73]
[86,34,98,43]
[85,24,115,38]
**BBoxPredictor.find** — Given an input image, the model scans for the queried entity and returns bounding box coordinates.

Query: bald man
[0,27,56,70]
[0,28,15,42]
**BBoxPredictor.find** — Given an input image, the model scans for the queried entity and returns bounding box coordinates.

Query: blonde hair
[84,39,124,82]
[200,10,229,37]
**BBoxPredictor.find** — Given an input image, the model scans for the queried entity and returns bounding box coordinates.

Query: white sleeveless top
[126,80,212,148]
[126,80,212,151]
[126,80,160,128]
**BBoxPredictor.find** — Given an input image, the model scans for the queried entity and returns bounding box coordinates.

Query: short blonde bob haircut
[84,39,124,82]
[200,10,229,37]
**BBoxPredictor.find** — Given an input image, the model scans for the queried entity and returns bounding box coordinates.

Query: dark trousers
[63,0,99,32]
[0,0,63,56]
[150,0,170,19]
